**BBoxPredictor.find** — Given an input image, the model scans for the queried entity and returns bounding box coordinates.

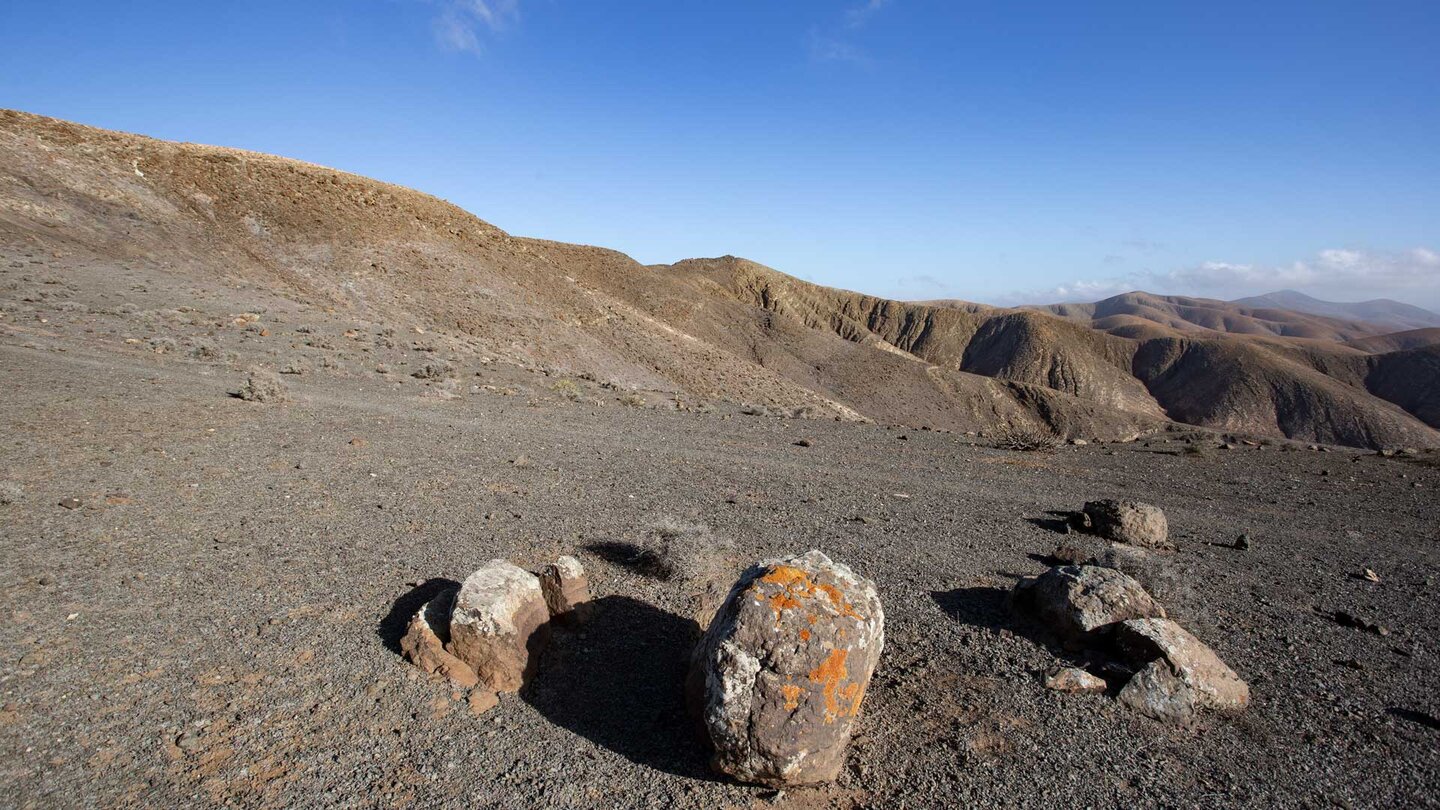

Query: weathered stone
[1082,500,1172,550]
[539,555,591,621]
[1044,666,1107,694]
[399,588,479,688]
[467,689,499,716]
[1115,618,1249,723]
[445,560,551,693]
[689,550,884,786]
[1014,565,1166,645]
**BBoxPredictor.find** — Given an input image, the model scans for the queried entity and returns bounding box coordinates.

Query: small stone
[539,556,591,622]
[446,560,551,693]
[1013,565,1166,646]
[1361,568,1381,583]
[1234,533,1251,550]
[467,689,499,716]
[1114,618,1249,723]
[1044,666,1106,693]
[58,497,82,510]
[793,438,813,447]
[1069,439,1088,446]
[1082,500,1172,550]
[689,550,884,786]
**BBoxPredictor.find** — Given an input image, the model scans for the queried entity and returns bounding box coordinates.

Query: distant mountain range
[1024,290,1440,343]
[1231,290,1440,333]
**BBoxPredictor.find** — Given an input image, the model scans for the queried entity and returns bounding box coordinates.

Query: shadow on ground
[377,577,460,654]
[930,585,1112,683]
[523,595,716,780]
[584,540,675,580]
[929,586,1014,633]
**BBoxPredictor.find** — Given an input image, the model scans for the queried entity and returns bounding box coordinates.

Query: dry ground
[1,324,1438,807]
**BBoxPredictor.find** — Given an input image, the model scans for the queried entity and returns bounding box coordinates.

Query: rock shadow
[930,586,1108,678]
[377,577,459,654]
[930,586,1013,634]
[1387,707,1440,730]
[522,594,716,780]
[584,541,674,580]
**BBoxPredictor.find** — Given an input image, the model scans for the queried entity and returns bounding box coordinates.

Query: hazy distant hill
[1028,291,1416,342]
[2,109,1437,448]
[1233,290,1440,332]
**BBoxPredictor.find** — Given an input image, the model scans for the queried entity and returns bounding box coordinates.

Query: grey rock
[1114,618,1250,723]
[1014,565,1166,645]
[1082,499,1172,550]
[689,550,884,786]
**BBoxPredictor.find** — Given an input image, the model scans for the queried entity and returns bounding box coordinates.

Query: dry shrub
[998,424,1061,452]
[551,379,581,401]
[411,360,455,380]
[234,369,286,403]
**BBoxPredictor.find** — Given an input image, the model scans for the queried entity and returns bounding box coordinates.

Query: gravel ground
[1,335,1437,809]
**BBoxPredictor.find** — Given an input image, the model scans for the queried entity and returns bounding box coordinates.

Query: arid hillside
[2,109,1437,448]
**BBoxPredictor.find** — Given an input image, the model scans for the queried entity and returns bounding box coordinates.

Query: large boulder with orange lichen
[688,550,884,786]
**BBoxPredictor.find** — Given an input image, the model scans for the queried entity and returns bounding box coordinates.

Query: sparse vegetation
[618,391,646,407]
[998,424,1061,452]
[411,360,455,380]
[233,369,286,403]
[551,379,581,401]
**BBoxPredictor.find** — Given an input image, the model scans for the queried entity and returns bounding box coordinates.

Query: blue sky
[3,1,1438,307]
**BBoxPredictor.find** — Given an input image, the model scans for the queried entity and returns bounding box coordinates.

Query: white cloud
[807,31,870,65]
[809,0,892,64]
[1163,247,1440,295]
[431,0,520,55]
[843,0,891,29]
[1000,247,1440,306]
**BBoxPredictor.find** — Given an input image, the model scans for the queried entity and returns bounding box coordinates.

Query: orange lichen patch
[760,566,812,588]
[808,649,850,723]
[840,680,866,716]
[815,583,863,620]
[799,629,811,641]
[781,683,803,711]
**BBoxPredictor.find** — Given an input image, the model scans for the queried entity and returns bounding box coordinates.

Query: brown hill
[1030,291,1397,342]
[1,109,1437,448]
[1344,328,1440,353]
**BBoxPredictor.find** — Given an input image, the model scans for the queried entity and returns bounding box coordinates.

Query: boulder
[1014,565,1166,646]
[445,560,551,693]
[1114,618,1249,723]
[1044,666,1107,694]
[1082,500,1172,550]
[539,555,591,621]
[689,550,884,786]
[399,588,479,688]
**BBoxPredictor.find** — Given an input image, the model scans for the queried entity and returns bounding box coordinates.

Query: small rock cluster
[399,556,591,708]
[397,549,886,787]
[1014,562,1249,723]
